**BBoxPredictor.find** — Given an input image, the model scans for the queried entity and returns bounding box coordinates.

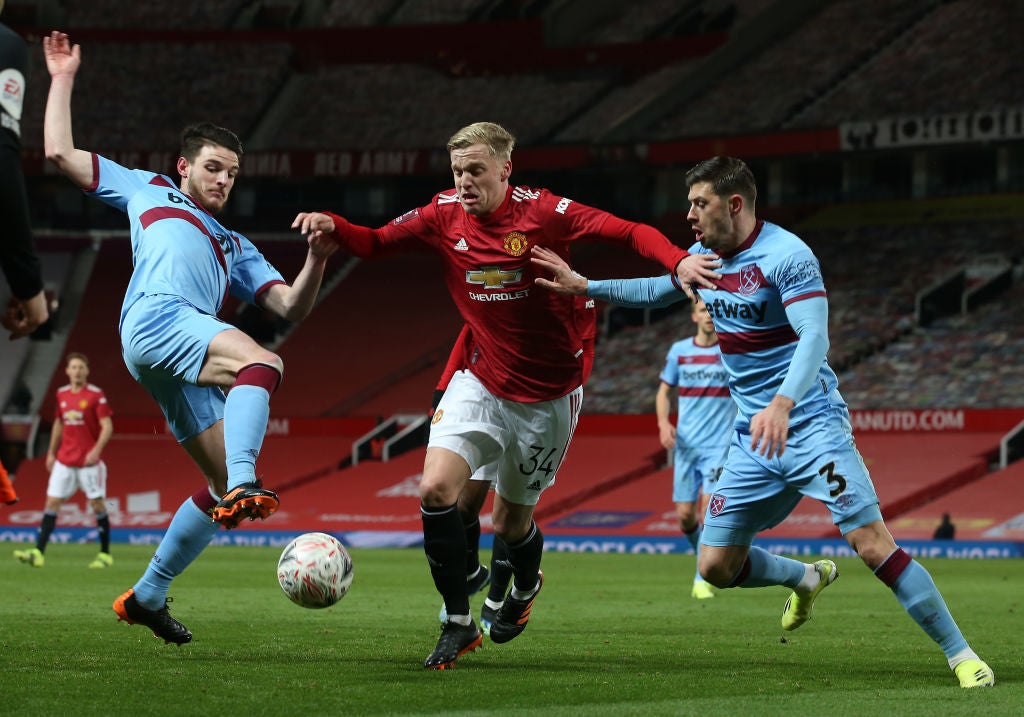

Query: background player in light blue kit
[656,297,734,599]
[43,31,338,645]
[530,155,993,689]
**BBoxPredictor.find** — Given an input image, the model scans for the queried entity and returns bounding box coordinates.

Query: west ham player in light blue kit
[655,297,734,599]
[43,32,338,645]
[530,156,993,689]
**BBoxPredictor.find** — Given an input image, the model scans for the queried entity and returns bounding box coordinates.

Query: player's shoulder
[434,190,460,208]
[423,190,460,225]
[667,338,693,356]
[509,185,547,203]
[759,221,812,254]
[55,383,72,395]
[86,383,105,394]
[512,185,574,212]
[94,154,163,189]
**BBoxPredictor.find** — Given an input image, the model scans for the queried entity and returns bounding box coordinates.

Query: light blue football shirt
[691,220,841,428]
[86,154,283,329]
[660,338,735,450]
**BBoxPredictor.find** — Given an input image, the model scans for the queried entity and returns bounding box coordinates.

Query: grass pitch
[1,543,1020,716]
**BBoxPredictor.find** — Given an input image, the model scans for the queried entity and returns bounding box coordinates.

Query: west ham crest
[738,265,761,296]
[709,493,727,517]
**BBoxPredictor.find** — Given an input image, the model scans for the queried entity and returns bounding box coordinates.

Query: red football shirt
[329,185,685,402]
[437,292,598,392]
[54,383,113,466]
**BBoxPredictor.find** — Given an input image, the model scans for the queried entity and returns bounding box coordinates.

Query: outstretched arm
[531,245,687,308]
[292,211,382,257]
[43,32,93,188]
[257,233,340,322]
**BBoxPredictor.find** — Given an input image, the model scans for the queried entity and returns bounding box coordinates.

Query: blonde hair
[447,122,515,162]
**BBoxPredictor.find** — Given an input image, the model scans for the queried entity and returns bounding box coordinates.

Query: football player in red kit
[293,121,720,669]
[15,353,113,568]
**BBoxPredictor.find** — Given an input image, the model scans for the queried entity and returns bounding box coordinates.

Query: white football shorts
[428,370,583,506]
[47,459,108,500]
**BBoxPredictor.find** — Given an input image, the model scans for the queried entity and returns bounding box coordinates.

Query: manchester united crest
[503,231,528,257]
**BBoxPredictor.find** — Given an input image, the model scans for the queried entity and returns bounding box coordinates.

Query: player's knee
[844,521,897,570]
[492,515,532,545]
[418,476,458,508]
[700,565,732,588]
[492,525,526,545]
[244,348,283,375]
[849,535,895,570]
[697,555,733,588]
[236,360,283,394]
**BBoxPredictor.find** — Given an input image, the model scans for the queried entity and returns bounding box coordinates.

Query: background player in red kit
[293,121,720,670]
[15,352,114,568]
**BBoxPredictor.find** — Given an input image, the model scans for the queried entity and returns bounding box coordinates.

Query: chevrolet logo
[466,266,522,289]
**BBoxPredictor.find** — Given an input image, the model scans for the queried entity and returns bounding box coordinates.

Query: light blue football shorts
[672,445,727,504]
[702,408,882,547]
[120,294,233,442]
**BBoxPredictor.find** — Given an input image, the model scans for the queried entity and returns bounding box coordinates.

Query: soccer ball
[277,532,354,608]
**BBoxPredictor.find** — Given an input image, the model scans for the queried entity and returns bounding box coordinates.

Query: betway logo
[706,298,767,323]
[681,368,729,382]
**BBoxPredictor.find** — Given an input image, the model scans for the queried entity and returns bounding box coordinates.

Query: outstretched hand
[530,245,588,296]
[675,253,722,299]
[43,31,81,78]
[306,231,340,260]
[292,212,336,240]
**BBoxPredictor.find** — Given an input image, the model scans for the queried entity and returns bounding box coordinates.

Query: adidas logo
[526,480,542,491]
[453,237,469,251]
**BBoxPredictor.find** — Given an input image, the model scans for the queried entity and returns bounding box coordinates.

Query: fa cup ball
[277,532,354,608]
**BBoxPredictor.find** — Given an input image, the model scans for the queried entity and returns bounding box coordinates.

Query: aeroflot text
[546,540,676,554]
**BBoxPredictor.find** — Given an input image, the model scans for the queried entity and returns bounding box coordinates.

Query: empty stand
[20,41,293,154]
[792,1,1024,130]
[888,459,1024,541]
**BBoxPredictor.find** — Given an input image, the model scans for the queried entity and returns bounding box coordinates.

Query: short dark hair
[180,122,243,162]
[685,156,757,206]
[66,352,89,366]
